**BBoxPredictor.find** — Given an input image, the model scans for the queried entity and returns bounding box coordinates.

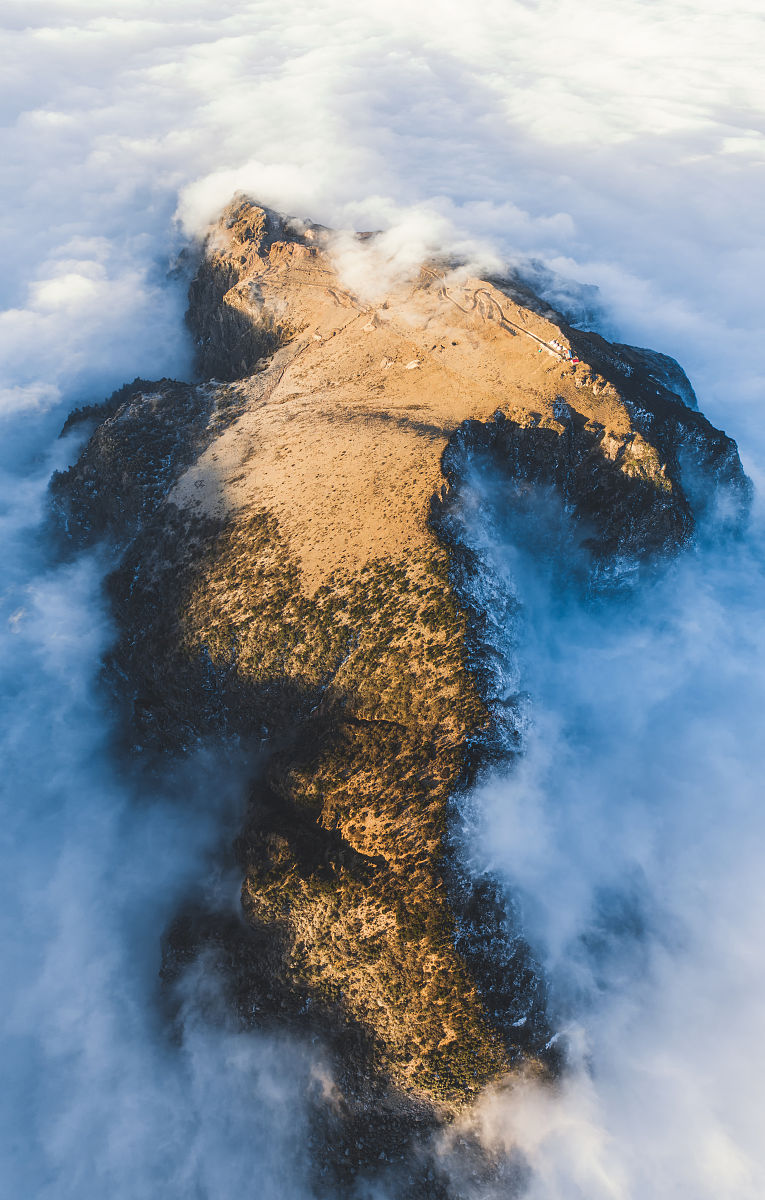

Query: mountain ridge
[49,198,750,1196]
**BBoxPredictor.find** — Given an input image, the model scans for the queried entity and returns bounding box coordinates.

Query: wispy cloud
[447,480,765,1198]
[1,2,764,1195]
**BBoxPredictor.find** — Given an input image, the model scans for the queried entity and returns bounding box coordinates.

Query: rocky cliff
[50,199,749,1196]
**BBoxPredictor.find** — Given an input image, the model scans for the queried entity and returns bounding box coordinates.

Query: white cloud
[449,483,765,1198]
[1,1,764,1195]
[4,1,764,439]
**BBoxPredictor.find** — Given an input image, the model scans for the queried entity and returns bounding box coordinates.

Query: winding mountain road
[422,268,570,361]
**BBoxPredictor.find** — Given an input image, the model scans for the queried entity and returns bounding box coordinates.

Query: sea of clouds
[1,1,764,1196]
[443,460,765,1199]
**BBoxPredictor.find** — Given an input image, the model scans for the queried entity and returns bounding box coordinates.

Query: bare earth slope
[51,200,749,1195]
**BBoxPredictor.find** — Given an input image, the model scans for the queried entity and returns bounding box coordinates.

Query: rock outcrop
[50,198,749,1195]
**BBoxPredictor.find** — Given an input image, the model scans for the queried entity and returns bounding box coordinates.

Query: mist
[0,425,319,1197]
[2,1,764,1197]
[444,473,765,1198]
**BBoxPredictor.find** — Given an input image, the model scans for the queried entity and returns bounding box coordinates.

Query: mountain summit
[51,198,749,1194]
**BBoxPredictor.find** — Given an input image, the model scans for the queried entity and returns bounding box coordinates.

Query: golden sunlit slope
[176,199,679,591]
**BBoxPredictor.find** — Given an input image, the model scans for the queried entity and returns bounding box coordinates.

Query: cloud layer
[3,1,764,445]
[450,482,765,1198]
[1,2,764,1196]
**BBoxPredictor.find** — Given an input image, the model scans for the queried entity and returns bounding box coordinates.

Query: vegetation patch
[105,504,545,1099]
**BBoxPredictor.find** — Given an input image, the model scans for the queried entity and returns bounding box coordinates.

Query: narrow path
[422,268,569,361]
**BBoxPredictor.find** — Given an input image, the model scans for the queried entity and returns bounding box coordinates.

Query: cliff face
[50,199,749,1192]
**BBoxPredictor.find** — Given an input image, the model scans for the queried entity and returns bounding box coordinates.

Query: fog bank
[2,2,764,1196]
[449,479,765,1198]
[3,2,764,449]
[0,429,316,1196]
